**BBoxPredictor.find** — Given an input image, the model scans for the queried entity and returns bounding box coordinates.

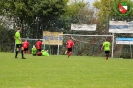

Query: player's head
[17,27,21,32]
[105,38,109,42]
[33,45,35,48]
[38,39,40,41]
[68,36,72,39]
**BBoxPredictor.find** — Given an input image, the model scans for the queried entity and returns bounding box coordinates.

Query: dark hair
[17,27,21,30]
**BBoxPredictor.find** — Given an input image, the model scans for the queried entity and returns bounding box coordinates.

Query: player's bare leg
[65,50,67,54]
[106,53,109,60]
[15,48,19,58]
[21,47,26,59]
[67,51,72,58]
[67,51,69,58]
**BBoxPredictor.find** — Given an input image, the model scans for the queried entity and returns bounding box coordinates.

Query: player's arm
[28,42,30,46]
[101,44,104,50]
[66,42,68,48]
[15,34,22,43]
[73,41,74,46]
[35,41,37,46]
[41,41,44,44]
[18,37,22,43]
[14,36,16,40]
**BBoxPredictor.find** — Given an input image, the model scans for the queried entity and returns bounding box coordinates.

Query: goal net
[57,34,114,57]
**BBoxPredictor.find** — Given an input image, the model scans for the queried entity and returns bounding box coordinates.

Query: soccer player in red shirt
[22,40,30,54]
[66,37,74,58]
[35,39,43,52]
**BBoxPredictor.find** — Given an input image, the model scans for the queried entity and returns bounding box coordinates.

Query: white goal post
[57,34,115,58]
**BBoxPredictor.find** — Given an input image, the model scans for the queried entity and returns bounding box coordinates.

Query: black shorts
[105,51,110,54]
[16,44,22,48]
[24,48,28,51]
[33,54,36,56]
[67,48,72,52]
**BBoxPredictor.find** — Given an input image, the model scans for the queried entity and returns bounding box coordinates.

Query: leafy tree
[93,0,133,24]
[0,0,69,38]
[0,0,95,38]
[64,0,95,34]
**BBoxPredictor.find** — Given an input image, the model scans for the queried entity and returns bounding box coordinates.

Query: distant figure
[66,36,74,58]
[41,50,49,56]
[14,27,26,59]
[101,39,111,60]
[22,39,30,54]
[32,45,37,56]
[35,39,43,52]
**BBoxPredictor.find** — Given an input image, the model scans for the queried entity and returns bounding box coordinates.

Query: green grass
[0,53,133,88]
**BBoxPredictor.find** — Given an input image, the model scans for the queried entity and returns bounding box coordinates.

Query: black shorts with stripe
[16,44,22,48]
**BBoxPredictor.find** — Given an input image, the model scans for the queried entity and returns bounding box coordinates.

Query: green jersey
[32,48,37,54]
[41,50,49,56]
[103,41,111,51]
[15,31,21,44]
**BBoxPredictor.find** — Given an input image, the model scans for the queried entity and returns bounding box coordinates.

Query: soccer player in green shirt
[14,27,26,59]
[41,50,49,56]
[101,39,111,60]
[32,45,37,56]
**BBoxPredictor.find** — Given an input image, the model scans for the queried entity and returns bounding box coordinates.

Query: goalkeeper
[32,45,37,56]
[41,50,49,56]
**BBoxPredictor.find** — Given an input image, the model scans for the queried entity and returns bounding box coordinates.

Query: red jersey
[66,40,74,48]
[22,41,29,48]
[35,41,42,49]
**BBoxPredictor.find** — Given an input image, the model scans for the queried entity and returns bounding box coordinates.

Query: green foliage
[0,0,95,39]
[93,0,114,24]
[33,0,68,17]
[93,0,133,24]
[0,25,15,52]
[1,0,69,18]
[65,0,87,16]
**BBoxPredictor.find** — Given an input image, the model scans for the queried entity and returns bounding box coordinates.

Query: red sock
[67,52,72,57]
[69,52,72,56]
[67,52,69,57]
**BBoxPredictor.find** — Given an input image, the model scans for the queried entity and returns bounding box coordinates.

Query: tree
[93,0,133,34]
[65,0,95,34]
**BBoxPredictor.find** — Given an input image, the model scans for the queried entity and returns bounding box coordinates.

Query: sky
[84,0,96,7]
[84,0,95,4]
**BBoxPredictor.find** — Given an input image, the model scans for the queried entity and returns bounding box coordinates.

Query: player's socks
[67,52,70,58]
[106,57,108,60]
[21,50,26,59]
[15,51,18,58]
[68,52,71,57]
[68,52,72,58]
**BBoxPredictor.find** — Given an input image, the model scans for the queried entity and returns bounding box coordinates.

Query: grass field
[0,53,133,88]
